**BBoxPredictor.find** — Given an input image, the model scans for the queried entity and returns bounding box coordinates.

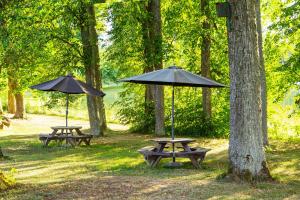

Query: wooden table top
[51,126,82,130]
[151,138,195,144]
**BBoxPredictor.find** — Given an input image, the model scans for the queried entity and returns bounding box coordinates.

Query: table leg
[149,143,167,167]
[75,128,83,135]
[182,143,200,169]
[150,156,162,167]
[51,129,58,135]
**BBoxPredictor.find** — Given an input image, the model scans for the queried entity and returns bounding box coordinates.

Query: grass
[0,114,299,199]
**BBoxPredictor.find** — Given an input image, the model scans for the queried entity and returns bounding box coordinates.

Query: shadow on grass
[0,132,225,183]
[2,173,299,200]
[0,130,299,200]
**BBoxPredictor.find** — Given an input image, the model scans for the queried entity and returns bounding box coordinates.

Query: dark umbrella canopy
[30,74,105,96]
[120,66,226,87]
[31,74,105,127]
[120,66,225,166]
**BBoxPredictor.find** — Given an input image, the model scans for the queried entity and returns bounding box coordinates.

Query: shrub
[0,170,16,191]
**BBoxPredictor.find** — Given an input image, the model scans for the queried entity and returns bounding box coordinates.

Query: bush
[116,85,230,137]
[0,170,16,191]
[116,85,155,133]
[164,88,229,138]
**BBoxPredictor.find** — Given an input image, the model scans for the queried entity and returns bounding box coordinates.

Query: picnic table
[138,138,210,168]
[39,126,92,147]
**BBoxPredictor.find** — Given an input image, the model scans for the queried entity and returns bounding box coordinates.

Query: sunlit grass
[0,114,299,199]
[23,85,123,123]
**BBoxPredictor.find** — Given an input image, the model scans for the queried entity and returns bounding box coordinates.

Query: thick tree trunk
[13,92,25,119]
[7,77,16,114]
[201,0,212,118]
[149,0,165,135]
[227,0,272,181]
[256,0,268,146]
[80,3,106,136]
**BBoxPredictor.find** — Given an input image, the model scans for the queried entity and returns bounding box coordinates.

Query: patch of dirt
[46,176,167,200]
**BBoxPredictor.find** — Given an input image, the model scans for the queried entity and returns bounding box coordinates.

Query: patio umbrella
[30,74,105,127]
[120,66,225,165]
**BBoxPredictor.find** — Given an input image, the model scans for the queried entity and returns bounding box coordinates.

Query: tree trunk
[80,3,106,136]
[227,0,272,181]
[0,99,3,115]
[88,5,107,131]
[13,92,25,119]
[201,0,212,119]
[7,77,16,114]
[149,0,165,135]
[256,0,268,146]
[140,2,156,131]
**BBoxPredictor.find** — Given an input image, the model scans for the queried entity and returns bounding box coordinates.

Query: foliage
[106,0,230,137]
[164,88,229,137]
[0,169,16,191]
[0,0,298,139]
[264,1,299,96]
[116,84,155,133]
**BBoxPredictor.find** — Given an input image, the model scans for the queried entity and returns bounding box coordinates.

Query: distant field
[23,85,123,123]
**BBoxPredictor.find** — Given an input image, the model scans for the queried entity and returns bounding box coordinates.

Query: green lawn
[0,114,299,200]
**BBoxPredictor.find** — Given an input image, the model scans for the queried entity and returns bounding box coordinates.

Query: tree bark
[141,3,155,124]
[256,0,268,146]
[88,5,107,131]
[0,99,3,115]
[227,0,272,181]
[13,92,25,119]
[149,0,165,135]
[7,77,16,114]
[80,2,106,136]
[201,0,212,119]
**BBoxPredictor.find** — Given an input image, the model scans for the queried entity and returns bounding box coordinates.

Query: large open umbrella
[120,66,225,165]
[30,74,105,127]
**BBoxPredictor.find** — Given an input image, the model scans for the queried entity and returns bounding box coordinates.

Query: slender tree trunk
[201,0,212,118]
[13,92,25,119]
[256,0,268,146]
[227,0,272,181]
[149,0,165,135]
[140,3,155,131]
[80,3,106,136]
[7,77,16,114]
[88,5,107,131]
[0,99,3,115]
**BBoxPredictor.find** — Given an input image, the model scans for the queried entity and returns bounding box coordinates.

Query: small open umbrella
[120,66,225,165]
[30,74,105,127]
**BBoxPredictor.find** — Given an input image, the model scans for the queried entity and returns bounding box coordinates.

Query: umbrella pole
[66,94,69,127]
[172,85,175,163]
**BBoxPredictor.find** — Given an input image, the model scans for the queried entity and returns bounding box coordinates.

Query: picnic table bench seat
[39,133,65,146]
[39,133,92,147]
[71,135,93,146]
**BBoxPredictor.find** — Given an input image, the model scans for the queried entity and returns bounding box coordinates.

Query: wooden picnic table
[51,126,83,135]
[138,138,210,168]
[39,126,92,147]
